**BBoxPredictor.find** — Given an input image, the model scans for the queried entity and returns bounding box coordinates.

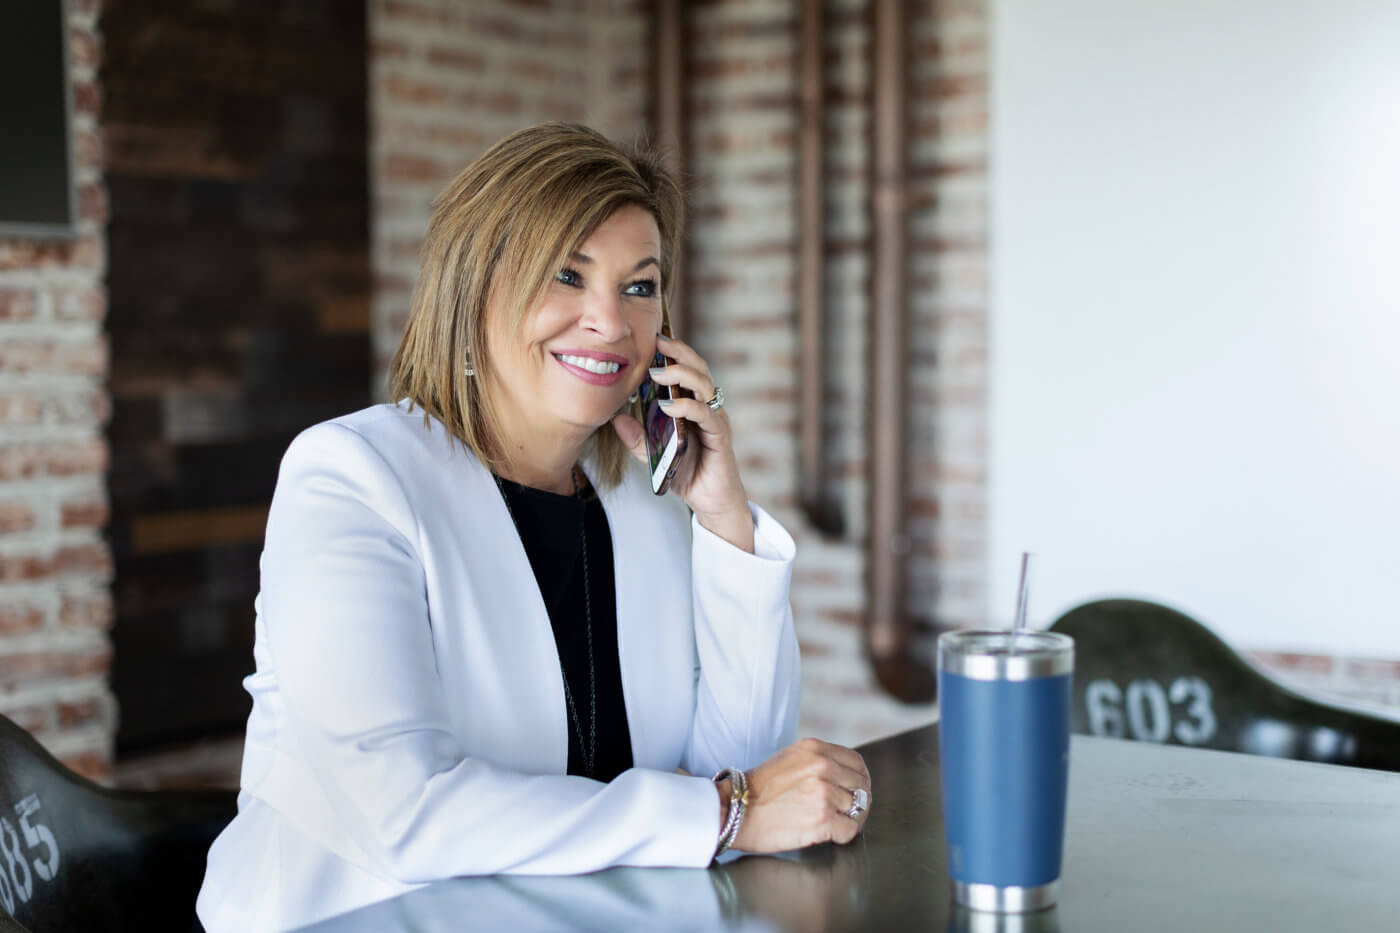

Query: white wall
[989,0,1400,657]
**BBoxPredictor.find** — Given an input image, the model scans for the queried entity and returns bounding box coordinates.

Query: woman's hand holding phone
[611,334,755,554]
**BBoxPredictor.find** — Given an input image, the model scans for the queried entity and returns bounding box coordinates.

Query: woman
[197,123,871,932]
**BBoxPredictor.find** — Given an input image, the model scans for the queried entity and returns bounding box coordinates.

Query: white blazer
[196,403,801,933]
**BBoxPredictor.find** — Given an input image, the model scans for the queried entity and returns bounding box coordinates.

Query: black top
[495,475,633,782]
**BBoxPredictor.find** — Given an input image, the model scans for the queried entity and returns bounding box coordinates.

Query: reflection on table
[298,724,1400,932]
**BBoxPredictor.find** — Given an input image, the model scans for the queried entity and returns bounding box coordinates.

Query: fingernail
[648,366,666,378]
[658,399,674,410]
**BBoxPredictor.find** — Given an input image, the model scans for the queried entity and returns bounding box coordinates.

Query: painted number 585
[0,793,61,915]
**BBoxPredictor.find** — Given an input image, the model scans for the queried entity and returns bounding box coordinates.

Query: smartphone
[639,349,687,495]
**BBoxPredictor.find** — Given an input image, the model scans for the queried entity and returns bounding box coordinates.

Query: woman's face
[485,204,663,447]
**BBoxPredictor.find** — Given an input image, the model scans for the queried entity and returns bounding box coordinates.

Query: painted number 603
[1084,675,1218,745]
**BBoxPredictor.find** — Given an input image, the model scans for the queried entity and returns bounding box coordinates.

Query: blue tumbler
[938,630,1074,912]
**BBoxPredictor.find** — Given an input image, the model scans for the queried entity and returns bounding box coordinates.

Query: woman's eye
[625,278,658,298]
[556,267,583,287]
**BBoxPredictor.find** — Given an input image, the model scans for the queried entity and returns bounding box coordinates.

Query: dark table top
[299,724,1400,932]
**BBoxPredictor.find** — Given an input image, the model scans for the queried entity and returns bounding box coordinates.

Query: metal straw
[1011,551,1031,650]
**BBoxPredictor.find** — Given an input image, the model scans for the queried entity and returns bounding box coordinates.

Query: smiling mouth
[554,353,622,375]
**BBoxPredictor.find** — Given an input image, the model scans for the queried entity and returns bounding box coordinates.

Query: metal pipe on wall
[655,0,687,338]
[867,0,935,702]
[798,0,844,536]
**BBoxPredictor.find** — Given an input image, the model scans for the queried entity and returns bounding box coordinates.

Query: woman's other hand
[611,334,754,552]
[721,738,872,853]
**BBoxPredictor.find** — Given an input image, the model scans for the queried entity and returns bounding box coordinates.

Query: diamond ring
[846,787,869,819]
[706,386,725,411]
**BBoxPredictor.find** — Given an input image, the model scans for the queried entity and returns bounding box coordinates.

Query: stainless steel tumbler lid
[938,630,1073,681]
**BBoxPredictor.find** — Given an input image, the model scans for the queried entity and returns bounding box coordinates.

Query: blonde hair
[388,123,684,489]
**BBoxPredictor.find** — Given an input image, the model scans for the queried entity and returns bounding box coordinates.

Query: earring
[463,360,476,377]
[628,391,639,404]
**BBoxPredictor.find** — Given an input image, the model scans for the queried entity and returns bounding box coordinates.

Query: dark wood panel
[102,0,370,756]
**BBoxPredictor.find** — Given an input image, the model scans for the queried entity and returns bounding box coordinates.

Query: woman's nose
[580,291,630,341]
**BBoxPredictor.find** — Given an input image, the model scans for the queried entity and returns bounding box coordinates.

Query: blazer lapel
[590,460,694,772]
[451,451,571,775]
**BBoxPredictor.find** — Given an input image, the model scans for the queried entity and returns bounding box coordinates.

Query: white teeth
[557,354,621,375]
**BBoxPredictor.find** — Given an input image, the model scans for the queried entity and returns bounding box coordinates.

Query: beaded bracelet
[712,767,749,858]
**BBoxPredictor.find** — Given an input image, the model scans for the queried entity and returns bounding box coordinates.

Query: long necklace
[493,466,598,778]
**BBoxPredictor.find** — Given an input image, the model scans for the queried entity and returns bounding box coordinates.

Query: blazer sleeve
[681,504,802,778]
[257,423,724,882]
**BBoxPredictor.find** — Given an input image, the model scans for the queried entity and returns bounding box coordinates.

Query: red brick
[0,503,36,534]
[1344,658,1400,682]
[419,124,489,149]
[1250,651,1334,676]
[43,438,108,477]
[451,88,522,115]
[694,127,796,153]
[739,453,775,473]
[0,554,50,582]
[536,97,586,121]
[914,74,988,102]
[725,313,796,332]
[383,74,451,106]
[70,25,100,68]
[912,33,987,62]
[72,79,101,116]
[0,643,111,687]
[61,498,108,529]
[427,46,487,73]
[909,497,939,518]
[370,38,412,61]
[59,590,113,630]
[382,153,449,182]
[692,17,794,42]
[0,289,38,321]
[503,59,582,84]
[0,336,108,376]
[385,236,425,263]
[0,544,111,582]
[0,603,46,634]
[56,697,104,729]
[0,395,43,425]
[794,569,850,588]
[72,125,100,171]
[0,236,102,271]
[53,543,113,577]
[691,54,796,81]
[78,182,107,223]
[819,610,865,628]
[379,0,449,27]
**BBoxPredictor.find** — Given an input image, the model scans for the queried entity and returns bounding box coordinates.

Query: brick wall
[0,0,115,780]
[369,0,651,382]
[1249,652,1400,713]
[679,0,991,744]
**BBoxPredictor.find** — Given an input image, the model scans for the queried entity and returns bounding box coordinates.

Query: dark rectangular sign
[0,0,76,238]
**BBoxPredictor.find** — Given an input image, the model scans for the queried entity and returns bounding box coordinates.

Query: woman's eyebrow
[568,251,659,274]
